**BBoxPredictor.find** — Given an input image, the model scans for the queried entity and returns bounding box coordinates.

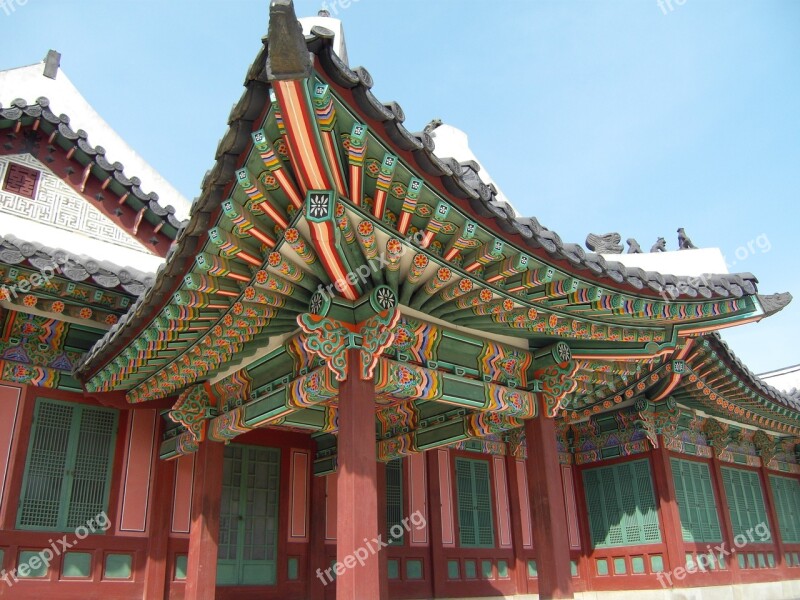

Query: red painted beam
[88,390,177,410]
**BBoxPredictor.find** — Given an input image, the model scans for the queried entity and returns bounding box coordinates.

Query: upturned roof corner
[266,0,312,81]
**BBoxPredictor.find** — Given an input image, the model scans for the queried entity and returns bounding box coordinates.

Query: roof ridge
[709,332,800,413]
[0,233,154,295]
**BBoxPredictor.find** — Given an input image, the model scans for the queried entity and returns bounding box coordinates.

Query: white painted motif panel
[0,154,149,252]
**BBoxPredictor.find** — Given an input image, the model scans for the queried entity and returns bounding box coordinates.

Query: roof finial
[266,0,312,81]
[43,50,61,80]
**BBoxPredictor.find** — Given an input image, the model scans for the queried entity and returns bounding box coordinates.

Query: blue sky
[2,0,798,377]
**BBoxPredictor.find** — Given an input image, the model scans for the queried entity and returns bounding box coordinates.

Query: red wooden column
[505,451,529,595]
[525,401,573,599]
[650,437,686,578]
[425,449,449,598]
[709,456,742,583]
[184,439,225,600]
[143,433,176,599]
[759,463,786,567]
[336,348,380,600]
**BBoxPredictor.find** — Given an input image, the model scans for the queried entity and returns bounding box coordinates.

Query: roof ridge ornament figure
[585,232,623,254]
[423,118,443,135]
[626,238,642,253]
[650,237,666,253]
[677,227,698,250]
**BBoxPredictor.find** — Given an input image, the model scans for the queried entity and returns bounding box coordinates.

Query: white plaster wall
[600,247,730,277]
[299,16,348,63]
[0,155,164,273]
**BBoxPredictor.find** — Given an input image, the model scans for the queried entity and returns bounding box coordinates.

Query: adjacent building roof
[0,97,185,253]
[0,54,191,219]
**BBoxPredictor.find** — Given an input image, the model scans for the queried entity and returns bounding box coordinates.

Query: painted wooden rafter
[303,189,361,300]
[311,82,349,197]
[347,123,368,205]
[251,129,304,209]
[371,152,398,220]
[674,359,800,435]
[230,175,289,233]
[335,203,370,275]
[272,79,336,192]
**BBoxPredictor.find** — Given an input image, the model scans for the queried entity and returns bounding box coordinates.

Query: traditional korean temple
[1,2,799,599]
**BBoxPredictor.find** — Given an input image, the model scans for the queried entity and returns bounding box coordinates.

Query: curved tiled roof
[0,97,185,235]
[74,2,790,382]
[707,332,800,413]
[0,233,154,296]
[297,21,767,302]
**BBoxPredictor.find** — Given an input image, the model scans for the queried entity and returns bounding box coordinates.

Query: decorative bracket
[506,426,526,458]
[168,381,217,442]
[634,396,679,449]
[298,285,400,382]
[359,308,400,380]
[297,313,354,382]
[753,430,777,468]
[535,342,578,418]
[703,417,730,458]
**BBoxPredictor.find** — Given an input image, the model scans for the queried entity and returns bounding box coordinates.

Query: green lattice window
[671,458,723,542]
[583,459,662,548]
[386,459,404,545]
[455,458,494,547]
[17,399,117,531]
[721,467,771,541]
[769,475,800,543]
